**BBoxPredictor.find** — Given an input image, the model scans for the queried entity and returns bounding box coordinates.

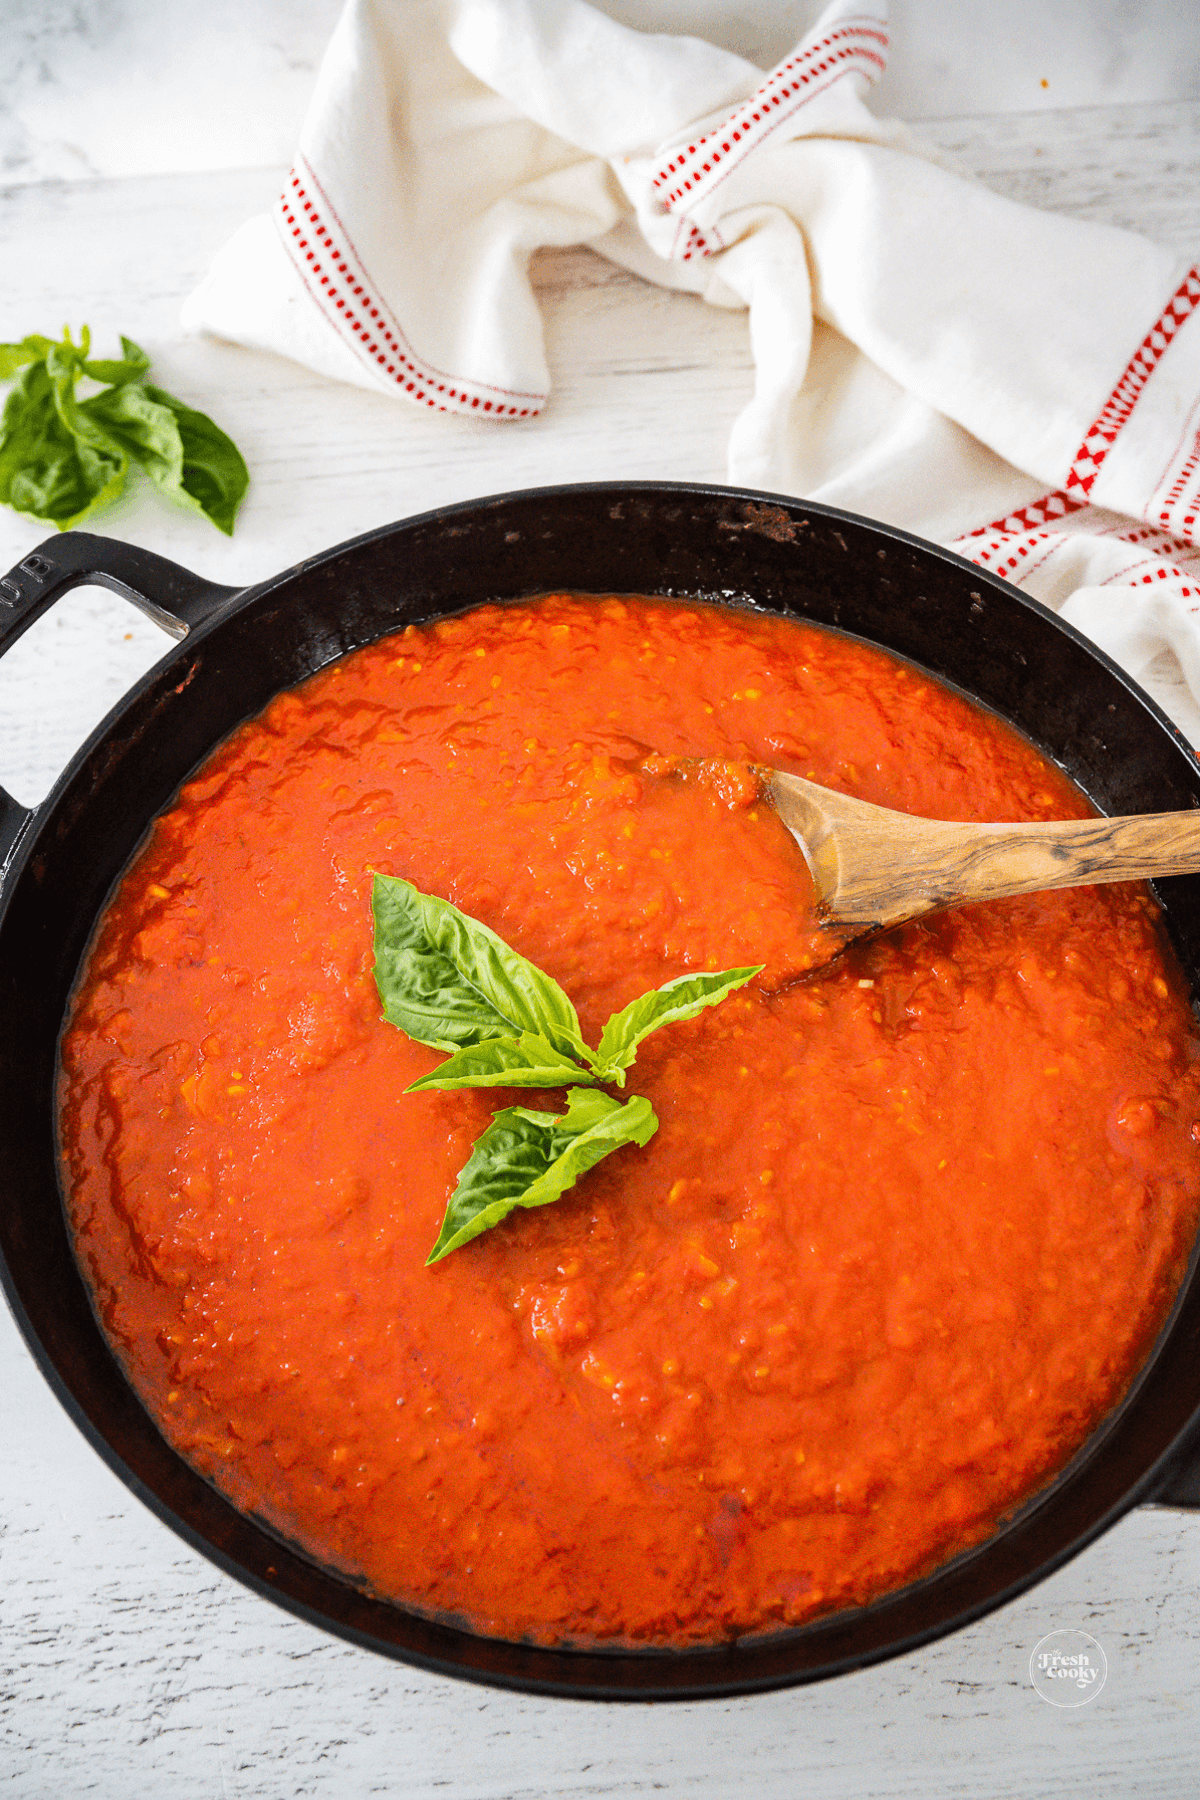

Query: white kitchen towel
[183,0,1200,720]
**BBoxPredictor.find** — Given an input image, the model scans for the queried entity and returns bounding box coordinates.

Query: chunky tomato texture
[60,597,1200,1645]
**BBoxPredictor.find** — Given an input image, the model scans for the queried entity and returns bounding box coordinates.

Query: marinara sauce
[60,597,1200,1645]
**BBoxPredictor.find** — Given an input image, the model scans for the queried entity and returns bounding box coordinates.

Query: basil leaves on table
[0,326,248,533]
[372,873,761,1262]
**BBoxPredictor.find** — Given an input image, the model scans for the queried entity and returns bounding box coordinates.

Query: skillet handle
[0,782,31,876]
[0,533,241,877]
[1150,1431,1200,1509]
[0,531,241,655]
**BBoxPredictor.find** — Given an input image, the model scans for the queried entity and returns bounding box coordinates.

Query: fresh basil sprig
[372,874,760,1090]
[371,872,761,1261]
[427,1088,658,1263]
[372,873,591,1067]
[592,968,768,1082]
[0,326,248,534]
[406,1033,591,1092]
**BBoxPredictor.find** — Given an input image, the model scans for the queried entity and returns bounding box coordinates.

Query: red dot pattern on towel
[274,167,542,418]
[651,20,887,220]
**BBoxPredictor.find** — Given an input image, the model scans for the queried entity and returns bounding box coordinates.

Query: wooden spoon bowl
[766,768,1200,960]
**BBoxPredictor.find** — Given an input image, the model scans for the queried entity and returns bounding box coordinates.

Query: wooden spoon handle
[768,772,1200,929]
[848,811,1200,926]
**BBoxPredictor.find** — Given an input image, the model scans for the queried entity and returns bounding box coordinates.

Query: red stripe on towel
[651,15,887,247]
[1063,266,1200,500]
[957,268,1200,577]
[274,155,545,418]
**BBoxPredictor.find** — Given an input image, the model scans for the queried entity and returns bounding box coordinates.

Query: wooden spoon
[765,769,1200,959]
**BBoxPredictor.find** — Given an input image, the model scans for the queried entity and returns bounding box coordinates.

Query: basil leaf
[373,873,590,1062]
[0,364,56,496]
[0,361,126,529]
[427,1087,658,1263]
[406,1032,597,1093]
[0,335,55,379]
[81,380,249,536]
[592,965,763,1082]
[46,340,129,522]
[44,336,86,389]
[82,335,151,386]
[143,383,249,535]
[81,382,186,496]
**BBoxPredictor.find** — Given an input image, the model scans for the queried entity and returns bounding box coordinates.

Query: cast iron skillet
[1,482,1199,1700]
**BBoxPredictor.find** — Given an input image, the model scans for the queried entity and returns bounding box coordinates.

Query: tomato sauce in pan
[59,596,1200,1645]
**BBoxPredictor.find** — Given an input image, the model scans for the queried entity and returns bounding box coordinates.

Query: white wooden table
[3,101,1200,1800]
